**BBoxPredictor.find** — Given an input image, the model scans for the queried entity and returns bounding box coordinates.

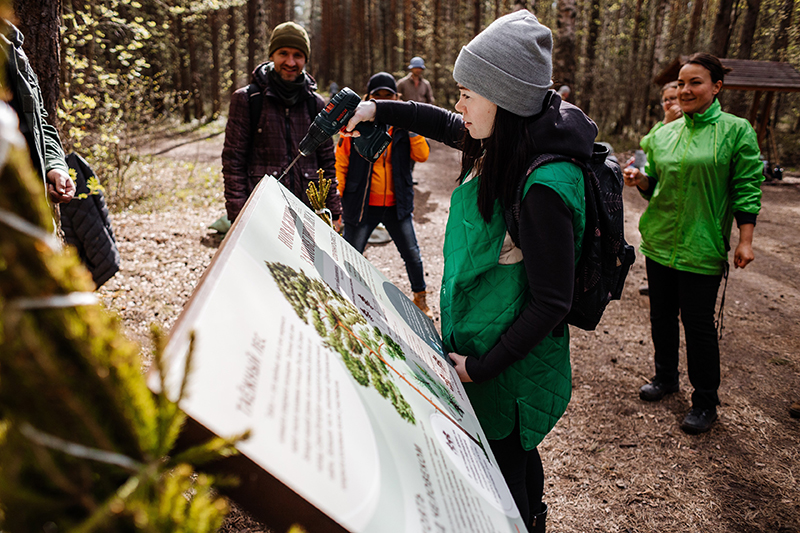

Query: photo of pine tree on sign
[265,261,415,424]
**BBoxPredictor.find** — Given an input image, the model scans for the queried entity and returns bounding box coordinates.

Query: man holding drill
[222,21,341,229]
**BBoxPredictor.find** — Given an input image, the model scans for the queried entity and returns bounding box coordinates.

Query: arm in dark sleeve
[734,211,757,227]
[374,100,465,150]
[466,184,575,383]
[637,174,658,199]
[221,89,251,221]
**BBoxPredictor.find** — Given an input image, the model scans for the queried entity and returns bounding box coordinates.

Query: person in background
[335,72,433,319]
[344,10,597,532]
[640,80,682,152]
[222,21,341,229]
[556,85,570,102]
[623,53,763,435]
[1,19,74,206]
[634,80,682,296]
[396,56,435,105]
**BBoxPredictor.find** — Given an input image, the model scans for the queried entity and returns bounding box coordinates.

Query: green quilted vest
[441,162,585,450]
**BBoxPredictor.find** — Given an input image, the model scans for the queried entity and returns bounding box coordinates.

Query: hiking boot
[639,378,679,402]
[413,291,434,320]
[790,402,800,418]
[680,407,717,434]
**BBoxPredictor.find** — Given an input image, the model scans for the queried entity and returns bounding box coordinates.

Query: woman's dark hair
[683,53,733,84]
[460,106,538,222]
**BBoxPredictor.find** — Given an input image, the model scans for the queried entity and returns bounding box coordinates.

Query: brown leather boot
[413,291,434,320]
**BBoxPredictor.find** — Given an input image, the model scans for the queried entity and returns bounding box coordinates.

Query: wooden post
[757,92,775,144]
[748,90,763,126]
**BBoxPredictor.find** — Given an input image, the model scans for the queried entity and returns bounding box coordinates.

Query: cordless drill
[298,87,391,162]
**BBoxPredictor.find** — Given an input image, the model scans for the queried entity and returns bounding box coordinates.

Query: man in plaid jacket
[222,21,341,227]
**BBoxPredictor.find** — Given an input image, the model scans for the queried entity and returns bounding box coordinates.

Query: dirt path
[100,132,800,532]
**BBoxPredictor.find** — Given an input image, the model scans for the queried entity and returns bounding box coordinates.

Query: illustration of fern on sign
[266,262,415,424]
[411,363,464,420]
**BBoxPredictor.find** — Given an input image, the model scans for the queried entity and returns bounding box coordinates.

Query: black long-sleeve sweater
[373,96,597,383]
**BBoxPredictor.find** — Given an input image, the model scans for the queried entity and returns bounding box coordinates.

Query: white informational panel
[160,177,526,533]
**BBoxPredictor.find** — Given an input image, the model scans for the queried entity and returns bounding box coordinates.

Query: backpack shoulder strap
[307,94,320,122]
[246,82,263,154]
[504,153,577,247]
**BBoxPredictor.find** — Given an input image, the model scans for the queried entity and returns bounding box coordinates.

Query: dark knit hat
[268,21,311,60]
[367,72,397,95]
[453,10,552,117]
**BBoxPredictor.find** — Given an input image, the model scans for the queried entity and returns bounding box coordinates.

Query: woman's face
[661,87,679,114]
[677,63,722,116]
[455,86,497,139]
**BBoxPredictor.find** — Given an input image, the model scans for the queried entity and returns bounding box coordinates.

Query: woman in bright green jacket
[623,53,763,435]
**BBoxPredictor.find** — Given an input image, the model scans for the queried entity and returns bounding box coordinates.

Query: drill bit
[276,152,302,183]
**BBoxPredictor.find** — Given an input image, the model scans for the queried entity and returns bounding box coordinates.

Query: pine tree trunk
[209,10,221,116]
[553,0,577,89]
[579,0,600,113]
[13,0,62,124]
[711,0,735,57]
[389,0,398,72]
[320,0,332,86]
[614,0,645,133]
[247,0,258,74]
[686,0,704,52]
[637,0,669,130]
[229,5,239,93]
[737,0,761,59]
[353,0,367,90]
[173,15,192,123]
[187,20,204,120]
[433,0,442,98]
[772,0,793,60]
[404,0,412,63]
[269,0,282,29]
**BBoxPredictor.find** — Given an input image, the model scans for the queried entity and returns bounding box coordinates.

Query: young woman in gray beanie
[345,10,597,532]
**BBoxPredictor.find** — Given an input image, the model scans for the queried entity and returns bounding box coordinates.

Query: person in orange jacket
[335,72,433,319]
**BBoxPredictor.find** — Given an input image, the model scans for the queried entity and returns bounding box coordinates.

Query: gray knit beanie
[453,10,552,117]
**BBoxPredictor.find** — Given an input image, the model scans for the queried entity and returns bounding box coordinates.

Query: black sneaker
[639,378,679,402]
[680,407,717,434]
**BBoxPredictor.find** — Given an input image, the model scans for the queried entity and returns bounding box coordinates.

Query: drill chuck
[298,122,330,156]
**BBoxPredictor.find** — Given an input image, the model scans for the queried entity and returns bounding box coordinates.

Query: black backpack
[504,143,636,331]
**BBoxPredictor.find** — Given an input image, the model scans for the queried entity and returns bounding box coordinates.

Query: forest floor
[97,121,800,533]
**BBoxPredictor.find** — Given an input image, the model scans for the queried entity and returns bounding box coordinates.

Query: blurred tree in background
[10,0,800,186]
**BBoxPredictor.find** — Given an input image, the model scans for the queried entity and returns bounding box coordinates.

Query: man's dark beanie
[268,21,311,60]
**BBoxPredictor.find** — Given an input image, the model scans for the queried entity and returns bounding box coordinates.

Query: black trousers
[646,257,723,409]
[489,419,544,526]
